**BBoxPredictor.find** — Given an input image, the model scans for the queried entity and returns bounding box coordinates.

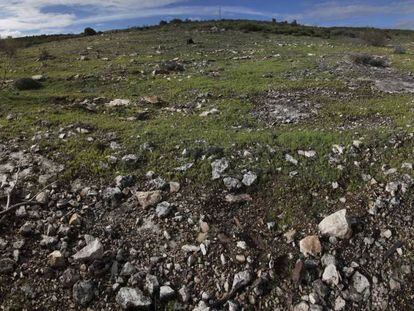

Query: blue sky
[0,0,413,37]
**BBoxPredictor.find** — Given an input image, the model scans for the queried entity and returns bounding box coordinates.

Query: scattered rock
[299,236,322,257]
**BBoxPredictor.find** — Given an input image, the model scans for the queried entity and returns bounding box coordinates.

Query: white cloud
[0,0,190,37]
[287,1,414,23]
[0,0,275,37]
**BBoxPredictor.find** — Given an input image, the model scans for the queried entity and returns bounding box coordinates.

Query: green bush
[84,27,97,36]
[14,78,42,90]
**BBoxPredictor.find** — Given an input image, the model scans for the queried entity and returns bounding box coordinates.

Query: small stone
[318,209,351,239]
[73,239,103,261]
[155,201,171,218]
[116,287,152,309]
[200,221,209,233]
[169,182,180,193]
[352,271,370,293]
[179,286,190,303]
[106,99,131,107]
[69,213,82,226]
[225,194,252,204]
[48,250,65,268]
[223,177,241,190]
[73,280,96,306]
[293,301,309,311]
[322,264,340,286]
[159,285,175,300]
[389,278,401,291]
[299,236,322,257]
[235,254,246,262]
[145,274,159,295]
[121,154,138,165]
[284,229,297,243]
[232,270,252,290]
[381,229,392,239]
[40,235,58,247]
[285,154,298,165]
[334,296,346,310]
[120,262,136,276]
[136,191,162,208]
[321,254,337,267]
[35,191,49,204]
[211,158,229,180]
[242,171,257,186]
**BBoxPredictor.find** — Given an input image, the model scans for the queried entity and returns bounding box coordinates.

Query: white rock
[159,285,175,300]
[318,209,351,239]
[242,171,257,186]
[334,296,346,310]
[352,271,370,293]
[232,270,252,290]
[116,287,151,309]
[293,301,309,311]
[299,236,322,257]
[73,239,103,261]
[211,158,229,180]
[136,191,162,209]
[322,264,340,286]
[285,154,298,165]
[47,250,65,268]
[106,99,131,107]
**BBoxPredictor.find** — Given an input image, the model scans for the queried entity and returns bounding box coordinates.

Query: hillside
[0,20,414,310]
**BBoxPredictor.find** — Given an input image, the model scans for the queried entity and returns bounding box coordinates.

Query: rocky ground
[1,21,414,310]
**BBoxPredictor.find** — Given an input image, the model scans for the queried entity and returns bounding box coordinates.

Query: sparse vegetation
[360,29,389,46]
[351,53,388,67]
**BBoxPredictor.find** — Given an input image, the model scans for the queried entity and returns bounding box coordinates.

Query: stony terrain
[1,21,414,310]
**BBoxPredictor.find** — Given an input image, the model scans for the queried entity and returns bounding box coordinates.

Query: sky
[0,0,414,37]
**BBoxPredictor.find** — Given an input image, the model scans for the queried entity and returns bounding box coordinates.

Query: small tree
[84,27,97,36]
[0,38,19,87]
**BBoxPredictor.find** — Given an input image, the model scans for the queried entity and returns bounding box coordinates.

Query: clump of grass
[350,53,388,68]
[360,29,389,47]
[38,49,55,61]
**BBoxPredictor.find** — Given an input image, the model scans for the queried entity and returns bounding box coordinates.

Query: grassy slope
[1,23,414,226]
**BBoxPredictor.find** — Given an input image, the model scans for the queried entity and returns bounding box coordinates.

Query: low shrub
[351,53,388,67]
[14,78,42,90]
